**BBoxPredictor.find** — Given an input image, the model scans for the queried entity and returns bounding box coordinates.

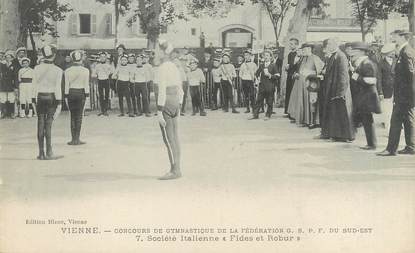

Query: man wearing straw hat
[33,44,64,160]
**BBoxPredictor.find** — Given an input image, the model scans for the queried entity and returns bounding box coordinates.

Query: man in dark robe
[284,38,300,117]
[320,38,355,142]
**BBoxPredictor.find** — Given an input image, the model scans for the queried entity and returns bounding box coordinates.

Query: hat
[222,52,231,58]
[344,42,353,48]
[128,53,135,58]
[41,44,57,59]
[244,49,252,54]
[350,41,370,51]
[213,57,221,62]
[300,43,314,49]
[70,50,83,62]
[136,54,144,58]
[305,74,321,92]
[392,29,412,36]
[116,44,126,50]
[21,57,31,64]
[98,51,107,56]
[120,54,128,60]
[189,57,199,64]
[215,48,223,54]
[5,50,15,58]
[381,43,396,54]
[16,47,27,55]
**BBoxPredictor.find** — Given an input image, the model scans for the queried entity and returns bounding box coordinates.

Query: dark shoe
[244,109,250,113]
[398,148,415,155]
[76,140,87,145]
[129,114,135,117]
[145,113,152,117]
[249,116,259,120]
[103,112,109,116]
[118,113,125,117]
[180,112,185,116]
[376,150,397,156]
[10,114,15,119]
[158,171,182,180]
[283,114,290,118]
[200,111,207,116]
[191,112,196,116]
[308,124,319,129]
[360,145,377,150]
[232,109,240,114]
[97,112,103,116]
[136,113,143,117]
[264,117,271,121]
[67,140,77,145]
[211,107,218,111]
[154,112,158,116]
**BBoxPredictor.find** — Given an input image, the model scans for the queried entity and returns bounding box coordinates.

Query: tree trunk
[0,0,20,50]
[409,0,415,47]
[28,26,37,53]
[280,0,311,98]
[147,0,160,49]
[114,0,119,48]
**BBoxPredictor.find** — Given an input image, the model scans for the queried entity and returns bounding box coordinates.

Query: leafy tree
[349,0,395,41]
[18,0,72,52]
[251,0,297,46]
[394,0,414,32]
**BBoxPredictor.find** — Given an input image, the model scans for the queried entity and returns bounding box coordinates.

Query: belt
[20,78,33,83]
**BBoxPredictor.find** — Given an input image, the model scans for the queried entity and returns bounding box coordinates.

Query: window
[191,28,196,36]
[79,14,91,34]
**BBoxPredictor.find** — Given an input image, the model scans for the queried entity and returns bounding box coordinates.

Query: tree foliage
[350,0,395,40]
[18,0,72,48]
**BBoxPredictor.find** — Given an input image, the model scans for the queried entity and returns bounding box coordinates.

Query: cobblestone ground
[0,108,414,253]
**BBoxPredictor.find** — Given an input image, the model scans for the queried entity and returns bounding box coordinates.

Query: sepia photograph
[0,0,414,252]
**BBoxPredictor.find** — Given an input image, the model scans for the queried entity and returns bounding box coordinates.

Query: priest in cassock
[319,38,355,142]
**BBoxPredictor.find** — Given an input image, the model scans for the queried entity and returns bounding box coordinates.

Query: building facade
[31,0,407,51]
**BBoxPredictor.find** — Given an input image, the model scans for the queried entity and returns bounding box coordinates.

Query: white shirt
[157,61,184,107]
[64,65,90,95]
[143,63,154,81]
[113,65,131,82]
[239,61,257,80]
[33,62,63,100]
[187,68,205,86]
[18,67,34,83]
[132,66,147,83]
[220,63,236,81]
[94,62,113,80]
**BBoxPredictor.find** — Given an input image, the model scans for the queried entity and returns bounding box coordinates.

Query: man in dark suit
[250,50,279,120]
[378,30,415,156]
[349,42,382,150]
[284,38,300,116]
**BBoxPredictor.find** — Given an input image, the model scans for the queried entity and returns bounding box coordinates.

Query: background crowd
[0,30,414,157]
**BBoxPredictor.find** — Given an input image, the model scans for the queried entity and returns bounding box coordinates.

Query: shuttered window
[69,14,78,35]
[79,14,91,34]
[78,14,97,35]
